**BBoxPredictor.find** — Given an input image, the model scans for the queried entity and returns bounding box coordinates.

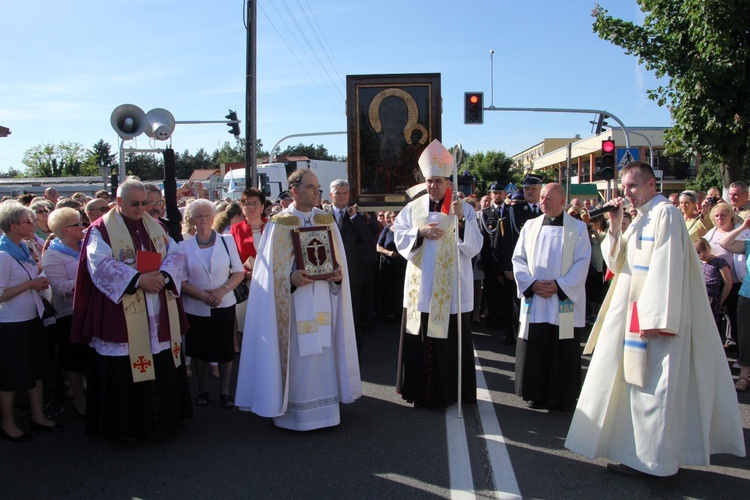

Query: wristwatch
[459,216,466,223]
[160,271,171,285]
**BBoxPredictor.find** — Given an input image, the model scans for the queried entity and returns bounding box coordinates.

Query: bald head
[540,183,566,218]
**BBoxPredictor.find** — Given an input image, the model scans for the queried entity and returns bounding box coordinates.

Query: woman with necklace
[230,188,267,349]
[0,201,62,442]
[41,207,88,417]
[179,200,245,408]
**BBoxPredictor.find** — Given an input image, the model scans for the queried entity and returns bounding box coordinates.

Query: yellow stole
[103,211,181,382]
[404,195,456,339]
[269,212,336,386]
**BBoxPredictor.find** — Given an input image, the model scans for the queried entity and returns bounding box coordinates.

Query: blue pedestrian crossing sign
[616,148,640,170]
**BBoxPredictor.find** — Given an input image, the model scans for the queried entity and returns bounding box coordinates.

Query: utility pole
[245,1,258,188]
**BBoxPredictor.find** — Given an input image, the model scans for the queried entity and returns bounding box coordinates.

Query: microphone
[587,204,618,218]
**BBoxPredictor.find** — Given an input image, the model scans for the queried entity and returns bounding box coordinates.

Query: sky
[0,0,672,174]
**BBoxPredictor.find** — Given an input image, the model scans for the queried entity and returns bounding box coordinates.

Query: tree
[22,141,87,177]
[87,139,118,175]
[124,152,163,181]
[175,148,214,179]
[278,143,342,162]
[592,1,750,187]
[461,150,515,195]
[0,167,22,178]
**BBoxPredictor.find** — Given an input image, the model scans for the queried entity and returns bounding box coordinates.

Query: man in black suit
[500,175,543,344]
[479,183,508,331]
[330,179,378,354]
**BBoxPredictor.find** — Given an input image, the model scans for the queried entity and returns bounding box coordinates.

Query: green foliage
[124,152,163,181]
[461,150,516,195]
[592,0,750,187]
[686,160,723,192]
[278,143,343,162]
[22,142,88,177]
[0,167,23,178]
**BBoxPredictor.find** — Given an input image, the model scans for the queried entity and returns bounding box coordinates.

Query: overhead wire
[256,0,346,116]
[276,0,345,102]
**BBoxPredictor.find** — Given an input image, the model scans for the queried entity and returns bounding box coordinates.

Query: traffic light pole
[486,106,630,149]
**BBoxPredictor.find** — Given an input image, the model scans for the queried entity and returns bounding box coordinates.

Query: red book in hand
[136,250,162,273]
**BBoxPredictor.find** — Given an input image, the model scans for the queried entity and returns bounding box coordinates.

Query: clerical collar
[290,205,314,226]
[429,198,444,212]
[542,214,564,226]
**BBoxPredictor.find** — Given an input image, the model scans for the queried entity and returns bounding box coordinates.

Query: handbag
[219,236,249,303]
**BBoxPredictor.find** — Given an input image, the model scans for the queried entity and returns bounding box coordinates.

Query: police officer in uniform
[479,183,509,333]
[500,175,544,344]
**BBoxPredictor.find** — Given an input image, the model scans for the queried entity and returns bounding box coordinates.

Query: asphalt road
[2,318,748,499]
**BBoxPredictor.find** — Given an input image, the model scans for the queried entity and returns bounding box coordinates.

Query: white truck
[223,159,347,200]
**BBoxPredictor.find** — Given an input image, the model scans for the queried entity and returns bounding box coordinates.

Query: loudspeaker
[110,104,147,139]
[145,108,175,141]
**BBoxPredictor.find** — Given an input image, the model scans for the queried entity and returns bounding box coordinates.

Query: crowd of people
[0,157,747,478]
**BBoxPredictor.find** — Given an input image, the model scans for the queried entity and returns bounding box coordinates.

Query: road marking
[475,349,522,499]
[447,403,475,499]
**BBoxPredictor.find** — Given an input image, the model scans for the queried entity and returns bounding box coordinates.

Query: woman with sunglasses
[0,201,62,442]
[41,208,88,417]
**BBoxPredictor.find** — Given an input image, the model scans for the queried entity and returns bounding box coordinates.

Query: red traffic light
[602,139,615,153]
[464,92,484,124]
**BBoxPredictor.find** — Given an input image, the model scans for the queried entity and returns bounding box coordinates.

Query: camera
[707,195,720,206]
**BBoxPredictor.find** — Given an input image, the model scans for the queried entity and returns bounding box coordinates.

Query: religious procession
[1,140,748,493]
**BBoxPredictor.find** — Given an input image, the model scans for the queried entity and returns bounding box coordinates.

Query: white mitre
[418,139,453,179]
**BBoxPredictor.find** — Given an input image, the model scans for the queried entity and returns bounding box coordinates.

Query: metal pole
[270,131,346,162]
[566,142,572,203]
[246,0,258,188]
[452,143,463,420]
[490,50,495,108]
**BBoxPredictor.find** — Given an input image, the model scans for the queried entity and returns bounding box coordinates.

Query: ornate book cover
[291,226,339,280]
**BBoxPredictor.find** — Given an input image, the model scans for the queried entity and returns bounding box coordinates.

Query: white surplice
[84,217,184,357]
[512,214,590,333]
[565,195,745,476]
[392,197,482,318]
[234,206,361,431]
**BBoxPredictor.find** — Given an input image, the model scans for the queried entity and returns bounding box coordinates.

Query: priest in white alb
[234,168,361,431]
[512,182,591,411]
[393,139,483,408]
[565,162,745,476]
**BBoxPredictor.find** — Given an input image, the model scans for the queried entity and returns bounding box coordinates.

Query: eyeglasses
[193,214,213,219]
[89,206,110,213]
[243,201,262,208]
[151,200,164,206]
[18,219,35,225]
[127,200,153,207]
[66,222,84,228]
[35,209,50,214]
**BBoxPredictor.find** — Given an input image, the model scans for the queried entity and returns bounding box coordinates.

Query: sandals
[220,394,235,409]
[735,377,749,392]
[196,392,209,406]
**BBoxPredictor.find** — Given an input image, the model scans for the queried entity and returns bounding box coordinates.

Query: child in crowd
[695,238,732,334]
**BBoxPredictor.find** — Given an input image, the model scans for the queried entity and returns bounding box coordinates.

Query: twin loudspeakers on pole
[110,104,176,141]
[110,104,176,184]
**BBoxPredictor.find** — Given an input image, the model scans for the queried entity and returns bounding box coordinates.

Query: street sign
[616,148,639,170]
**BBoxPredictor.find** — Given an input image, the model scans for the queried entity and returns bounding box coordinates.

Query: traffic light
[600,139,615,180]
[464,92,484,124]
[226,110,240,137]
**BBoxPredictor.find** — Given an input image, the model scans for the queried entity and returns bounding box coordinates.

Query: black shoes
[29,420,65,433]
[606,463,644,476]
[0,427,32,443]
